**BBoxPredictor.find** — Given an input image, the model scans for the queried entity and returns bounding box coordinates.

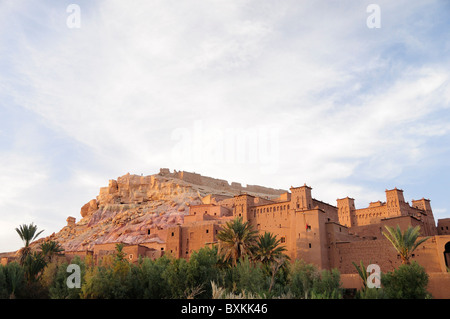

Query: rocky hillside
[40,168,286,252]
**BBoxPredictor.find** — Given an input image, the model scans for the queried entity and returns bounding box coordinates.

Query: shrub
[128,256,171,298]
[186,246,220,298]
[311,268,343,299]
[162,257,190,298]
[288,260,342,299]
[48,257,86,299]
[288,260,319,298]
[381,261,431,299]
[0,262,26,299]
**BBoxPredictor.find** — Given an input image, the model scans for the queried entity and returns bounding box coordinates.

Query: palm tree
[252,232,290,293]
[217,217,258,266]
[15,223,44,265]
[23,252,47,282]
[39,241,64,263]
[253,232,289,264]
[352,260,369,290]
[382,225,430,265]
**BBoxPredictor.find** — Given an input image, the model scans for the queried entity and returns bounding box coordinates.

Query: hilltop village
[2,168,450,295]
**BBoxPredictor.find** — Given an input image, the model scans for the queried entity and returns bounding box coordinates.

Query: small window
[161,247,164,251]
[281,237,286,243]
[148,229,151,235]
[206,229,209,234]
[171,232,174,237]
[129,254,133,260]
[308,243,312,248]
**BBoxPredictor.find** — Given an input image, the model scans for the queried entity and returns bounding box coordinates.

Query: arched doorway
[444,242,450,269]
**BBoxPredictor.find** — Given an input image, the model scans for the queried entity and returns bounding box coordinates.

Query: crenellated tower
[385,188,406,217]
[337,197,355,227]
[412,198,437,235]
[290,184,313,210]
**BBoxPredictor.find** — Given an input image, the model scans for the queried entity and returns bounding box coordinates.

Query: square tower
[337,197,355,227]
[385,188,406,217]
[290,184,313,211]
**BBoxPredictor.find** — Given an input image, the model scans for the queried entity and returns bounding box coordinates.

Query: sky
[1,0,450,253]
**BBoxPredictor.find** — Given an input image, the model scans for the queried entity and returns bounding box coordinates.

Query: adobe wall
[340,272,450,299]
[179,222,223,259]
[330,236,443,274]
[293,209,330,269]
[122,245,150,263]
[348,216,423,239]
[427,273,450,298]
[249,201,290,227]
[351,205,387,226]
[186,204,231,223]
[249,202,292,258]
[166,225,182,258]
[159,168,286,196]
[326,222,354,244]
[312,199,339,223]
[438,218,450,235]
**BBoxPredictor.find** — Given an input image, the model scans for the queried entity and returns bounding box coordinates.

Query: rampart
[159,168,286,196]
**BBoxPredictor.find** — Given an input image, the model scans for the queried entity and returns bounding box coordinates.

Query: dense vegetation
[0,220,432,299]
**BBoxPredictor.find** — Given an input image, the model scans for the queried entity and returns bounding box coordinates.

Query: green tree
[0,262,25,299]
[22,251,47,283]
[128,256,171,298]
[288,260,342,299]
[382,225,430,265]
[227,257,267,297]
[81,244,132,299]
[288,260,319,299]
[162,257,190,298]
[310,268,342,299]
[217,217,258,266]
[186,246,220,298]
[0,265,8,298]
[48,256,85,299]
[15,223,44,265]
[381,261,430,299]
